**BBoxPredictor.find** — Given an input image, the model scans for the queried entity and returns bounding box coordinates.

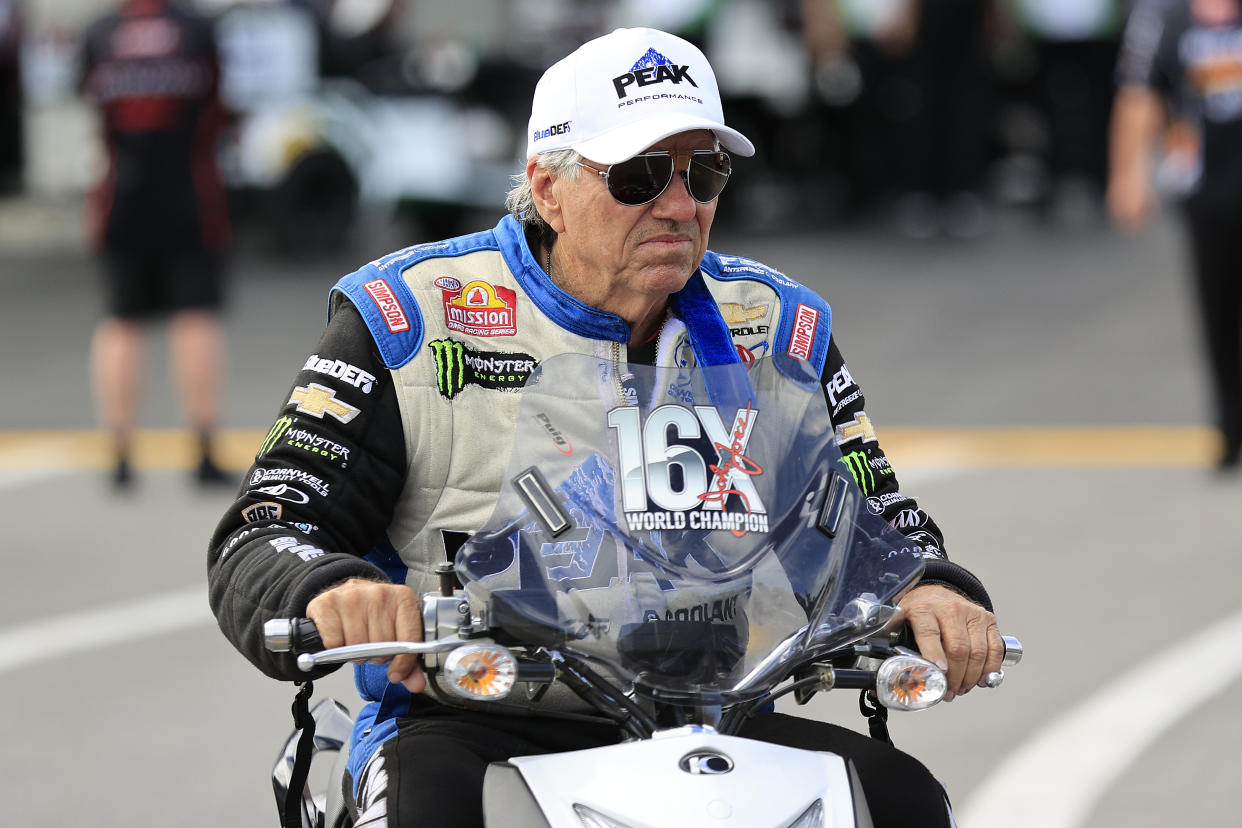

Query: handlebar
[1001,635,1023,666]
[262,618,468,672]
[264,618,1024,681]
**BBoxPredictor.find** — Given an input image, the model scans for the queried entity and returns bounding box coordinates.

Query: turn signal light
[875,655,947,711]
[443,643,518,700]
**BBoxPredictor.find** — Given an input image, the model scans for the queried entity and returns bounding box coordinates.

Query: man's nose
[651,166,698,219]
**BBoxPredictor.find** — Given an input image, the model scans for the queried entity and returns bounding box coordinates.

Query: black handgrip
[290,618,323,653]
[263,617,324,654]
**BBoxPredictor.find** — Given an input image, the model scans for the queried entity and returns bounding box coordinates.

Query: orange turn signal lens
[443,643,518,700]
[875,655,947,711]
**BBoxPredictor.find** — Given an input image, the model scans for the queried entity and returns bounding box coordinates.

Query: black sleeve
[1116,1,1182,97]
[820,336,992,610]
[78,17,104,98]
[207,300,409,681]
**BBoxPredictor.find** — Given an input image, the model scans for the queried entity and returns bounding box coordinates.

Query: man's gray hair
[505,149,583,235]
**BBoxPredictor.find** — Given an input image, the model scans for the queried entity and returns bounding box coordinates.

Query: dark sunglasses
[578,149,733,206]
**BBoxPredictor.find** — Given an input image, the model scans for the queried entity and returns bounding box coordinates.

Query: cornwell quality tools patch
[436,277,518,337]
[428,339,536,400]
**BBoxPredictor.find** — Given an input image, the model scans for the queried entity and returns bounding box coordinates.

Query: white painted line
[957,607,1242,828]
[0,467,73,489]
[0,585,212,673]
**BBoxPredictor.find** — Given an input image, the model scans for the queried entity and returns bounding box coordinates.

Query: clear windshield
[457,353,925,706]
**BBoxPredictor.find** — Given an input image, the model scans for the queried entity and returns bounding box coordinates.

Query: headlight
[875,654,947,711]
[442,643,517,699]
[786,799,825,828]
[573,804,637,828]
[575,799,824,828]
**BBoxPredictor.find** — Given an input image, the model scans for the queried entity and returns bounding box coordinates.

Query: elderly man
[209,27,1003,827]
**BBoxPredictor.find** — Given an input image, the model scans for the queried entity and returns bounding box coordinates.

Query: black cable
[557,655,660,737]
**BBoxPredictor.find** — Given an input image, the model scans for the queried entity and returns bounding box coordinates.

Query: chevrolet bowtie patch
[287,383,361,424]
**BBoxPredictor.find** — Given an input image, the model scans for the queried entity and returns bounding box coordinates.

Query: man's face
[552,129,720,305]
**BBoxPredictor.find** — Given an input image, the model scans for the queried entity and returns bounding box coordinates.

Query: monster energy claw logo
[258,416,293,458]
[431,340,467,399]
[839,450,893,496]
[840,450,875,495]
[429,339,536,400]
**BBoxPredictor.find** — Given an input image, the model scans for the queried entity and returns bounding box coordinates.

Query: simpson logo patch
[787,304,818,361]
[439,279,517,337]
[429,339,536,399]
[363,278,410,333]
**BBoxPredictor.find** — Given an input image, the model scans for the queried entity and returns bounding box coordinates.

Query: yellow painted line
[0,429,266,471]
[879,425,1219,468]
[0,425,1221,470]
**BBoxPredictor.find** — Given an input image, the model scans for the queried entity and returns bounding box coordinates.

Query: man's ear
[528,159,566,234]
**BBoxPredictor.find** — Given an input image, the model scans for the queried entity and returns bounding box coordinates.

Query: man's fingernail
[944,690,955,702]
[935,659,948,672]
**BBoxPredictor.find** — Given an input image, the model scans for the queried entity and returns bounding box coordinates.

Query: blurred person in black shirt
[0,0,21,194]
[800,0,995,238]
[80,0,233,488]
[1008,0,1125,223]
[1108,0,1242,469]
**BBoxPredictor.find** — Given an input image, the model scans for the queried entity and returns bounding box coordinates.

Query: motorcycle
[265,352,1021,827]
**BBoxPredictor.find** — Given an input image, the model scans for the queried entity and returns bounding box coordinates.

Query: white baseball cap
[525,27,755,165]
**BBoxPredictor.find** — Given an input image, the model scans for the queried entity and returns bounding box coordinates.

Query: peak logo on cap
[524,27,754,163]
[613,48,699,99]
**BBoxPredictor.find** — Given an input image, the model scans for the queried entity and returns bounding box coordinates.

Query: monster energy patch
[429,339,537,400]
[257,416,352,466]
[839,449,893,495]
[257,416,293,458]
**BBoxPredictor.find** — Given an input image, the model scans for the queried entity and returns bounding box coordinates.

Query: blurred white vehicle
[213,0,519,254]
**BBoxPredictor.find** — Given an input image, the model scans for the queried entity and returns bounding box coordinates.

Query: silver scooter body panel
[482,725,873,828]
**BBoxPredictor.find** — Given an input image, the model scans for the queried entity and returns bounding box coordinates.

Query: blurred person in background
[1108,0,1242,469]
[0,0,21,195]
[79,0,233,489]
[800,0,927,221]
[800,0,996,238]
[1007,0,1125,224]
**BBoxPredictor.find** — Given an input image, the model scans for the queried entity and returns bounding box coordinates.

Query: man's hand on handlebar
[306,578,427,692]
[899,584,1004,702]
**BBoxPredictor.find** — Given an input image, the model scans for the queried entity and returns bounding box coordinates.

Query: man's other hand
[899,584,1004,701]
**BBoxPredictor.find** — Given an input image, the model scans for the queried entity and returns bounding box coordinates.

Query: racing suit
[79,0,231,317]
[209,214,989,826]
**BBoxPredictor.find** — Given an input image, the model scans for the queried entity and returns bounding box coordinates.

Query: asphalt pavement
[1,196,1239,827]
